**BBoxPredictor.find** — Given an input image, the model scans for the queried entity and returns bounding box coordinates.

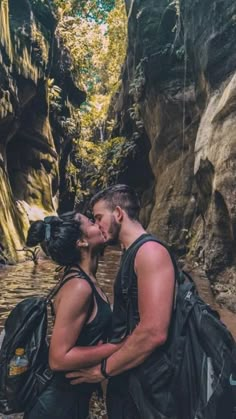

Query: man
[67,184,175,418]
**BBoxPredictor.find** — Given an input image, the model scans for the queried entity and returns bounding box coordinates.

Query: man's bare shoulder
[134,240,172,269]
[136,240,170,258]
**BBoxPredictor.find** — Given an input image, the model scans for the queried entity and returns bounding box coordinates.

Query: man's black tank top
[109,235,145,343]
[110,233,178,343]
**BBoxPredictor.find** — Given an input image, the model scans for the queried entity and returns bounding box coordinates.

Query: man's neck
[119,222,147,250]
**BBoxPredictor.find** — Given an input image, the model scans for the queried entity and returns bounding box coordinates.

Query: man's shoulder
[135,239,171,267]
[125,234,169,262]
[137,239,168,254]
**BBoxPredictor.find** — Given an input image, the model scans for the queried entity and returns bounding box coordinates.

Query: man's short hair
[90,184,140,220]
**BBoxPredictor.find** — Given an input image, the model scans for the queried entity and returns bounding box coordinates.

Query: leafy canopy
[51,0,130,204]
[54,0,115,22]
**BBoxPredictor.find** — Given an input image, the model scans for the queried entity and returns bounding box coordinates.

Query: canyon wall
[115,0,236,309]
[0,0,84,262]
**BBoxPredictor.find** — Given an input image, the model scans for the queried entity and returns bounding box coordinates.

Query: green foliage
[54,0,129,202]
[51,0,130,203]
[56,0,127,103]
[68,135,136,201]
[54,0,115,22]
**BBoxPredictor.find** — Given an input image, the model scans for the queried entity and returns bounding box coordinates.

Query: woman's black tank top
[53,265,112,392]
[61,265,112,345]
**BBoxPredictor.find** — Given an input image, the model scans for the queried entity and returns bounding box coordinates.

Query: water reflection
[1,246,235,339]
[0,246,121,330]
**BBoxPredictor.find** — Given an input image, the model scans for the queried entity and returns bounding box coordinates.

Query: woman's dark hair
[26,212,83,266]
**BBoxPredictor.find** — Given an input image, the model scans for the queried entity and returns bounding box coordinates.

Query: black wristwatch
[101,358,112,379]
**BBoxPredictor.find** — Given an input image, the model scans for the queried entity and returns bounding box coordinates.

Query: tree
[54,0,115,22]
[53,0,130,203]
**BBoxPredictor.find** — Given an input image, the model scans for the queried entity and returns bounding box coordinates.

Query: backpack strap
[46,266,83,302]
[120,234,181,293]
[45,266,94,320]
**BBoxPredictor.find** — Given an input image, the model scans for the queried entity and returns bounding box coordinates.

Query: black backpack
[0,275,66,414]
[121,234,236,419]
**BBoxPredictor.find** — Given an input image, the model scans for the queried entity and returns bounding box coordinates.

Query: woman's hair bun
[26,211,83,266]
[26,216,63,247]
[26,220,46,247]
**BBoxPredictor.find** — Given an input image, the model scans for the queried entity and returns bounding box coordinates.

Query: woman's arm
[49,277,121,371]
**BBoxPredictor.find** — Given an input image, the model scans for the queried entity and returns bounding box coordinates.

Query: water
[0,247,121,331]
[0,247,235,419]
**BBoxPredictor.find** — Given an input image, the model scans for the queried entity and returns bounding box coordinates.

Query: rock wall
[115,0,236,309]
[0,0,84,263]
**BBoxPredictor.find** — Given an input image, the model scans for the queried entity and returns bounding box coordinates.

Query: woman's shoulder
[55,274,93,309]
[53,275,93,317]
[61,274,93,294]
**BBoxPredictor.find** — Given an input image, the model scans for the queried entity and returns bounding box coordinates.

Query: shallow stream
[0,247,235,418]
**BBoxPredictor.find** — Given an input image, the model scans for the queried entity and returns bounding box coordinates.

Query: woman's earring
[77,240,89,248]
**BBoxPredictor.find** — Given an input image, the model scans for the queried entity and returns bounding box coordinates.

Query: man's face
[92,200,121,245]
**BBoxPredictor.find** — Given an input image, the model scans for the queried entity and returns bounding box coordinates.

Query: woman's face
[75,213,105,249]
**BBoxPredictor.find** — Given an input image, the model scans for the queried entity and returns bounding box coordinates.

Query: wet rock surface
[0,0,84,263]
[113,0,236,307]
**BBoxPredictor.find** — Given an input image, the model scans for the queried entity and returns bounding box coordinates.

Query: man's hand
[66,364,103,385]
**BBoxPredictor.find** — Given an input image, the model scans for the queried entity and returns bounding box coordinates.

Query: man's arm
[102,241,175,375]
[67,241,175,382]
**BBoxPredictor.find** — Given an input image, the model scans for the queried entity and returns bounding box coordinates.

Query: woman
[24,211,120,419]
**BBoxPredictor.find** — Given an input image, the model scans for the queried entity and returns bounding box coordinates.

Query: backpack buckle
[42,368,53,381]
[36,367,53,384]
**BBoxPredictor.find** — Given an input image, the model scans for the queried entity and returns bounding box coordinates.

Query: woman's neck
[79,254,98,281]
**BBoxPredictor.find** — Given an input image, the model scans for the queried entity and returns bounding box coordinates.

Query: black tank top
[110,234,178,343]
[53,265,112,392]
[109,235,144,343]
[61,265,112,345]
